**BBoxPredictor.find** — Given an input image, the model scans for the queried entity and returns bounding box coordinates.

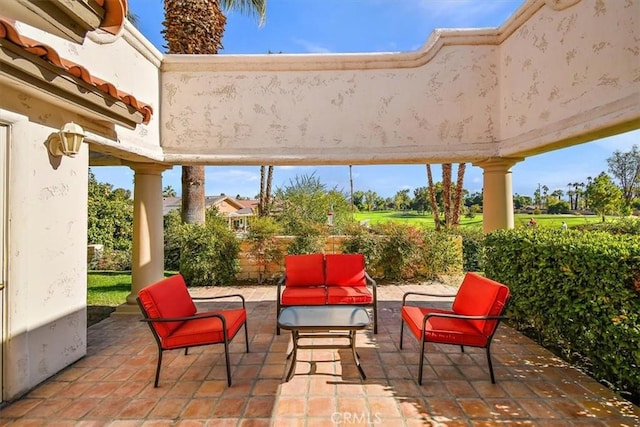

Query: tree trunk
[349,165,354,213]
[181,166,205,224]
[259,165,266,216]
[442,163,452,228]
[265,165,273,215]
[452,163,466,226]
[426,164,441,231]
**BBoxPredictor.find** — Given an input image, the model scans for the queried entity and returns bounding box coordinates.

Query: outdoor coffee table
[277,305,370,381]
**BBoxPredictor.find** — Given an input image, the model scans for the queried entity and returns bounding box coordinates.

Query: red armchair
[137,274,249,387]
[400,272,510,385]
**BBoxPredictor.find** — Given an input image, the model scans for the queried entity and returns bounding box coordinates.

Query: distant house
[162,195,259,231]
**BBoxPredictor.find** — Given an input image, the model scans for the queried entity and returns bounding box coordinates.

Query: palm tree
[259,165,273,216]
[162,0,266,224]
[442,163,452,227]
[452,163,466,226]
[426,165,441,230]
[162,186,177,197]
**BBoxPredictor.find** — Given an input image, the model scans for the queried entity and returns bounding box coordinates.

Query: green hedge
[484,228,640,402]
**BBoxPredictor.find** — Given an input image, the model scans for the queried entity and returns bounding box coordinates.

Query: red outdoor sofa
[276,253,378,334]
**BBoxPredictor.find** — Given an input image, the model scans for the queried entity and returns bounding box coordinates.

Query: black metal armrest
[365,272,376,288]
[421,312,508,330]
[402,291,457,305]
[192,293,246,309]
[277,275,286,294]
[365,272,377,296]
[140,311,228,324]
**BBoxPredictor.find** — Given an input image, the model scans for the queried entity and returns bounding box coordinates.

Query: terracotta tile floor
[1,283,638,426]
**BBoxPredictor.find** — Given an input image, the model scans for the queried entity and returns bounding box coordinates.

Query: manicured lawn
[87,271,131,306]
[353,210,604,229]
[88,271,178,306]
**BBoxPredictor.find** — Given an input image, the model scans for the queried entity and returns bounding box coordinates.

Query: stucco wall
[159,0,638,166]
[1,116,88,400]
[161,44,499,164]
[498,0,640,157]
[11,21,163,162]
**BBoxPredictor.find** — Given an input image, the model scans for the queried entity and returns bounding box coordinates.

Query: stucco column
[119,163,170,312]
[475,158,521,233]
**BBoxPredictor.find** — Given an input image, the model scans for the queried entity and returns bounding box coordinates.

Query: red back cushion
[325,253,366,287]
[137,274,197,337]
[452,272,510,335]
[285,254,325,287]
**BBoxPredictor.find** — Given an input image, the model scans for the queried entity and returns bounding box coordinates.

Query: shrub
[94,247,131,271]
[341,222,383,277]
[342,222,465,280]
[547,200,570,214]
[452,228,485,272]
[420,230,463,278]
[164,210,182,271]
[179,217,240,286]
[374,222,423,280]
[287,220,326,255]
[484,228,640,403]
[245,216,284,284]
[572,217,640,235]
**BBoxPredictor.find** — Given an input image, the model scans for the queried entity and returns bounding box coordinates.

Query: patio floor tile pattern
[1,283,638,426]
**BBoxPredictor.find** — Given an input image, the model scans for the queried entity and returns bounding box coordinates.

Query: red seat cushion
[402,306,488,347]
[326,286,373,304]
[325,253,366,287]
[162,308,247,349]
[285,254,325,287]
[452,272,510,335]
[281,286,327,305]
[138,274,197,338]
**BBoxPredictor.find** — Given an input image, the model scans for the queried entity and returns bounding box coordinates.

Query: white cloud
[292,38,332,53]
[206,168,260,183]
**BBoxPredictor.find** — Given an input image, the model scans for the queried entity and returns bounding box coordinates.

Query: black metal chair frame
[137,294,249,387]
[400,291,510,385]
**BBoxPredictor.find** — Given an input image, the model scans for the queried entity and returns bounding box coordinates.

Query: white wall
[1,115,88,400]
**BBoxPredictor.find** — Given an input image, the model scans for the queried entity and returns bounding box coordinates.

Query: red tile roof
[0,15,153,125]
[96,0,128,36]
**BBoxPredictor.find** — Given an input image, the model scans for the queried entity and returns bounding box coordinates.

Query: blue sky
[92,0,638,199]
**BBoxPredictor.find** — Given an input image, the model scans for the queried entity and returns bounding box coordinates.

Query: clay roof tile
[0,15,153,125]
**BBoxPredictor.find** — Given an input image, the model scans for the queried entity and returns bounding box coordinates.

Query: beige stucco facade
[0,14,164,400]
[160,0,638,166]
[0,0,638,401]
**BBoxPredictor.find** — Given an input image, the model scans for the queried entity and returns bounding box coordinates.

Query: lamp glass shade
[52,122,85,157]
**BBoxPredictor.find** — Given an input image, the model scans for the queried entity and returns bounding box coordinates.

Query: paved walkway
[1,282,638,426]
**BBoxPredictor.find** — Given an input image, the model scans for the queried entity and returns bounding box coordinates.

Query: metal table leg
[350,330,366,380]
[285,330,299,381]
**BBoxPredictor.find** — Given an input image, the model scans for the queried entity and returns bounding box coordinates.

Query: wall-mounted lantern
[46,122,85,157]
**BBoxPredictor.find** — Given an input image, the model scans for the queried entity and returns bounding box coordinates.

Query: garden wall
[236,236,348,281]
